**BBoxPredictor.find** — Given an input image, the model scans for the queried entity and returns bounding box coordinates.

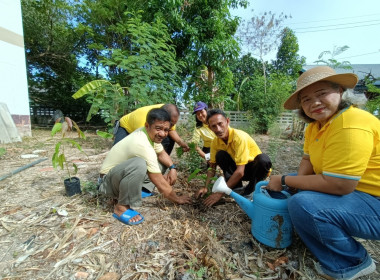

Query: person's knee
[256,153,272,169]
[123,158,148,181]
[130,157,147,172]
[288,192,313,220]
[215,150,229,164]
[119,158,147,190]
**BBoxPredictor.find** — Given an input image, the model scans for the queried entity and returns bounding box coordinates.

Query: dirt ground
[0,129,379,280]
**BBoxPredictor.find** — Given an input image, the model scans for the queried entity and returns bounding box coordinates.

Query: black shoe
[243,182,255,195]
[241,188,253,199]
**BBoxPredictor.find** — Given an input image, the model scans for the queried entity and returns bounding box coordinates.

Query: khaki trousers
[99,157,156,207]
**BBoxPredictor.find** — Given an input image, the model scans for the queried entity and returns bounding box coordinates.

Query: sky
[230,0,380,65]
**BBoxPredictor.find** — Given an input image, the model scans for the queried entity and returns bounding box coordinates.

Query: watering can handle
[255,181,291,198]
[255,181,269,194]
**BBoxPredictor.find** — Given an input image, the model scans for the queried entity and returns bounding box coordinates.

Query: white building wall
[0,0,31,137]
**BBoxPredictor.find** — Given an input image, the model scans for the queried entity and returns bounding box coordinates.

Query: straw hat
[284,66,358,110]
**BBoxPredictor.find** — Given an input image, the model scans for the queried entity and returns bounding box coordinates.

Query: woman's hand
[266,175,283,192]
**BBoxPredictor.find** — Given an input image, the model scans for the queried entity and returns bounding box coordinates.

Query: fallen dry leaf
[98,272,121,280]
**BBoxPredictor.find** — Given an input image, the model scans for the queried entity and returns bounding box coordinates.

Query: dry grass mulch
[0,129,378,280]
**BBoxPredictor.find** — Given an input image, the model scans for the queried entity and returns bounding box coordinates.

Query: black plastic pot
[64,177,81,196]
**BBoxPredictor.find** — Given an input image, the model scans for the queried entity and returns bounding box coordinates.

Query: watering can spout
[212,177,255,220]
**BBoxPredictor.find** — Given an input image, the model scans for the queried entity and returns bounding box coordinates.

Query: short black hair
[146,108,171,125]
[207,108,227,122]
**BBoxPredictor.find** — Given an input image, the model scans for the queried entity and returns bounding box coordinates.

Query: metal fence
[179,110,305,137]
[30,106,55,125]
[30,106,305,137]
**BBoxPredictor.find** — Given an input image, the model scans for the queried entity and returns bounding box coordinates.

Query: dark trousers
[202,147,210,153]
[216,150,272,192]
[113,126,175,155]
[113,126,128,146]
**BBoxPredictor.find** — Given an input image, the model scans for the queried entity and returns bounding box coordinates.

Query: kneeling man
[196,109,272,207]
[99,108,192,225]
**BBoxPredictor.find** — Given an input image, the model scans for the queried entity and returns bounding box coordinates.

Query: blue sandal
[112,209,144,225]
[142,190,153,198]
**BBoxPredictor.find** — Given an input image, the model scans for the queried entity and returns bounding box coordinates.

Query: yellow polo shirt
[119,104,176,133]
[100,127,163,174]
[191,124,216,148]
[304,106,380,196]
[210,127,262,165]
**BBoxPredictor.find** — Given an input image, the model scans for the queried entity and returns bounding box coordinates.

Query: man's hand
[195,187,208,198]
[176,194,192,204]
[266,175,283,192]
[165,169,177,185]
[180,141,190,152]
[203,192,223,207]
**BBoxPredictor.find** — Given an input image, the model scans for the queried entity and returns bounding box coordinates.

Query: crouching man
[98,108,192,225]
[196,109,272,207]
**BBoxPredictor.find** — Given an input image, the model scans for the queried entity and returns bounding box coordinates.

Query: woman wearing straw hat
[267,66,380,280]
[191,101,216,160]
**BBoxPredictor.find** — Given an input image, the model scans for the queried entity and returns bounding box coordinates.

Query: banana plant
[235,76,249,111]
[72,80,128,127]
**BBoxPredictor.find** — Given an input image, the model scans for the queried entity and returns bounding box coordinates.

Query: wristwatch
[169,164,176,170]
[281,175,289,191]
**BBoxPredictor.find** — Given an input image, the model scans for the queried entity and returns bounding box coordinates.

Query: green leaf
[66,139,83,152]
[52,152,59,168]
[71,120,86,139]
[96,130,113,139]
[188,168,202,182]
[54,142,62,154]
[51,123,62,137]
[72,80,110,99]
[72,163,78,175]
[176,147,184,158]
[58,154,65,170]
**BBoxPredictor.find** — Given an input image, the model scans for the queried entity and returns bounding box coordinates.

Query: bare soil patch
[0,129,378,280]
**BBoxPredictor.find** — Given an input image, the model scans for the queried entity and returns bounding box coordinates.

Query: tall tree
[230,54,291,133]
[22,0,249,121]
[273,27,305,79]
[238,11,289,94]
[78,0,248,108]
[22,0,91,118]
[176,0,248,108]
[73,12,183,125]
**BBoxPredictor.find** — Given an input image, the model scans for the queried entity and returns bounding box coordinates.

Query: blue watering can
[212,177,293,248]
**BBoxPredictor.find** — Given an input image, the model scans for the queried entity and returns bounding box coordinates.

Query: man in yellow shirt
[99,108,192,225]
[196,109,272,206]
[113,104,189,155]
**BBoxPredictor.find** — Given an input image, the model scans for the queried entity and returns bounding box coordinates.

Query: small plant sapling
[51,116,86,181]
[188,168,218,195]
[176,142,204,174]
